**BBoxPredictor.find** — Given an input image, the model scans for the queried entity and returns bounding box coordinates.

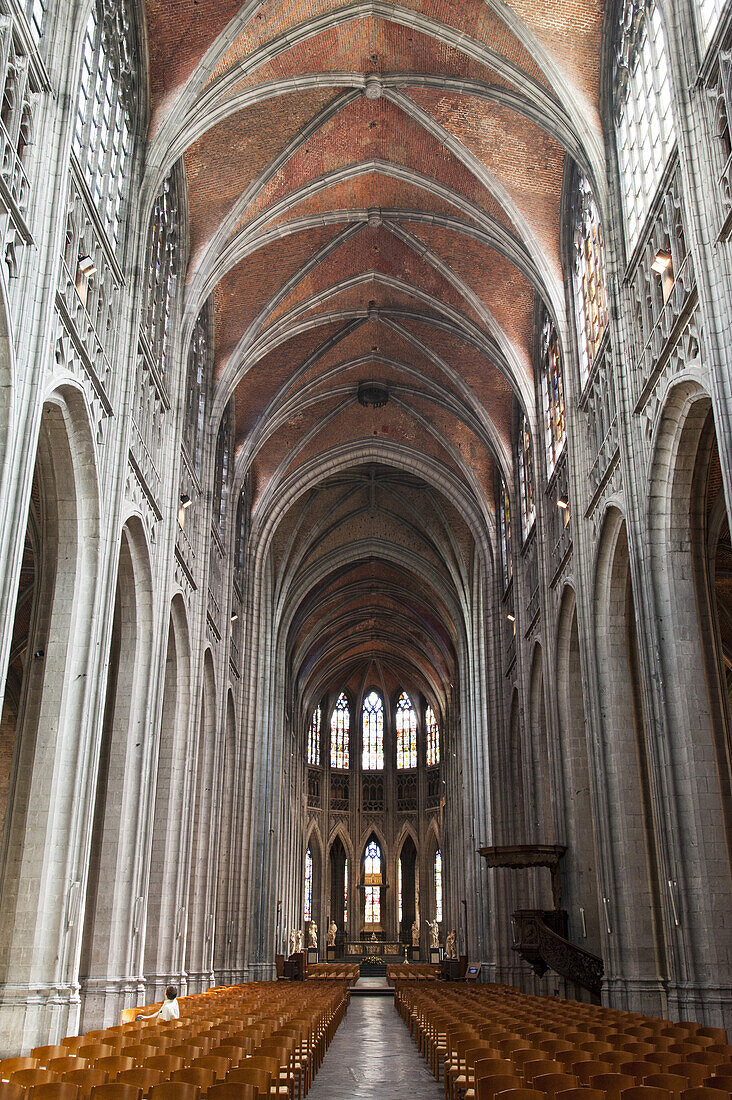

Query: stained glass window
[435,849,443,923]
[396,691,417,769]
[344,858,348,924]
[307,708,321,766]
[364,839,381,924]
[304,847,313,923]
[213,404,232,535]
[540,313,566,476]
[141,167,180,376]
[362,690,384,770]
[73,0,138,247]
[614,0,675,251]
[426,705,440,767]
[184,306,210,479]
[330,693,350,769]
[398,857,403,924]
[518,412,536,538]
[499,478,512,590]
[573,176,608,387]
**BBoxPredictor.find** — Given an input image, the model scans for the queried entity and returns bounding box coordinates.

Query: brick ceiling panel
[213,224,344,367]
[236,95,509,232]
[265,224,482,328]
[404,222,537,368]
[404,88,566,273]
[184,87,341,262]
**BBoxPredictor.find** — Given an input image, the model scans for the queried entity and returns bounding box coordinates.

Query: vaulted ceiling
[143,0,607,715]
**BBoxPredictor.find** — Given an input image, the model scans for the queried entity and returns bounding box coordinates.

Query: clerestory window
[573,175,608,387]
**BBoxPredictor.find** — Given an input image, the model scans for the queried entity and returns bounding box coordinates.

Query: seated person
[137,984,180,1021]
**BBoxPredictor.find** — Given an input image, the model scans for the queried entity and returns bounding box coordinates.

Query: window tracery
[499,477,512,590]
[73,0,137,248]
[307,707,321,767]
[540,313,566,476]
[213,404,232,536]
[573,176,608,387]
[696,0,724,49]
[141,167,180,377]
[343,858,348,924]
[184,306,210,480]
[23,0,46,38]
[425,705,440,767]
[396,691,417,769]
[364,839,381,924]
[614,0,675,251]
[517,412,536,539]
[234,486,248,588]
[330,692,350,769]
[435,849,443,923]
[362,690,384,771]
[304,846,313,923]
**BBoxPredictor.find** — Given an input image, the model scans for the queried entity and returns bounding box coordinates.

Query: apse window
[425,705,440,767]
[362,690,384,770]
[396,691,417,769]
[304,846,313,923]
[364,839,382,924]
[330,692,350,769]
[435,849,443,923]
[307,707,321,767]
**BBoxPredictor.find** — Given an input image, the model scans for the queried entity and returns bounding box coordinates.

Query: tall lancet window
[517,412,536,538]
[362,690,384,770]
[614,0,675,250]
[307,708,321,767]
[330,692,350,769]
[573,176,608,387]
[343,858,349,924]
[25,0,46,38]
[73,0,138,246]
[435,849,443,923]
[396,691,417,769]
[425,705,440,767]
[213,404,232,536]
[141,167,180,377]
[696,0,724,46]
[499,477,512,590]
[364,839,382,924]
[304,846,313,923]
[184,306,210,479]
[540,312,566,476]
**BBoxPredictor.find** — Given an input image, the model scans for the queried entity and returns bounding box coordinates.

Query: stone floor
[307,995,443,1099]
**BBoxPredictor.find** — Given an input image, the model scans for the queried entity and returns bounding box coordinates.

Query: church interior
[0,0,730,1088]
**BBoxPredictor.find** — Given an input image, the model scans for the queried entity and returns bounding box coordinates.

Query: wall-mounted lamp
[651,248,672,275]
[230,612,239,623]
[557,498,569,510]
[180,493,192,509]
[77,254,97,279]
[506,613,515,623]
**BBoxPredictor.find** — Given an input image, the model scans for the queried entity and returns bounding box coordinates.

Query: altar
[345,940,404,958]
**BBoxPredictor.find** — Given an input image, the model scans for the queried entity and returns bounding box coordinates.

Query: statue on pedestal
[427,919,440,949]
[327,920,337,947]
[295,929,304,953]
[411,920,420,947]
[445,929,457,959]
[309,921,318,948]
[288,929,297,956]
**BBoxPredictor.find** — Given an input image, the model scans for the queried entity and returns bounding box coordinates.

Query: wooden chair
[574,1061,614,1086]
[493,1089,545,1100]
[555,1090,606,1100]
[115,1070,164,1094]
[140,1059,184,1076]
[681,1090,732,1100]
[0,1084,24,1100]
[644,1075,693,1096]
[531,1073,579,1097]
[619,1088,675,1100]
[523,1062,563,1088]
[92,1061,135,1080]
[46,1062,88,1078]
[1,1060,40,1081]
[169,1070,215,1092]
[9,1072,58,1090]
[207,1085,259,1100]
[59,1069,109,1099]
[621,1064,658,1084]
[88,1086,143,1100]
[475,1073,523,1100]
[703,1078,732,1094]
[75,1051,115,1066]
[186,1057,229,1082]
[648,1056,682,1072]
[147,1084,200,1100]
[31,1052,68,1068]
[27,1084,80,1100]
[590,1072,638,1097]
[220,1069,273,1095]
[207,1049,247,1071]
[117,1051,156,1070]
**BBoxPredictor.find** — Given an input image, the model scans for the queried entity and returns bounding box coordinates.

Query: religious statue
[327,920,337,947]
[371,931,377,942]
[427,919,440,948]
[411,920,420,947]
[288,929,297,956]
[445,929,457,959]
[295,928,304,953]
[309,920,318,948]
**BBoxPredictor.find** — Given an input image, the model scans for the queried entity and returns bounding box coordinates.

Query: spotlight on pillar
[506,613,515,623]
[651,248,672,275]
[557,498,569,510]
[180,493,192,508]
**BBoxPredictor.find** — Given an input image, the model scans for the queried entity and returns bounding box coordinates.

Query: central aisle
[307,994,443,1099]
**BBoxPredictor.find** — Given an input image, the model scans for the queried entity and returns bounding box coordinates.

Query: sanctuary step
[359,960,387,978]
[351,976,393,996]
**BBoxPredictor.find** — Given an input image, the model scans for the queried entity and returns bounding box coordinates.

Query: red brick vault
[142,0,606,703]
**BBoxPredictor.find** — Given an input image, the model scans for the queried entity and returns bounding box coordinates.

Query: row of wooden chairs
[0,980,350,1100]
[394,981,731,1100]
